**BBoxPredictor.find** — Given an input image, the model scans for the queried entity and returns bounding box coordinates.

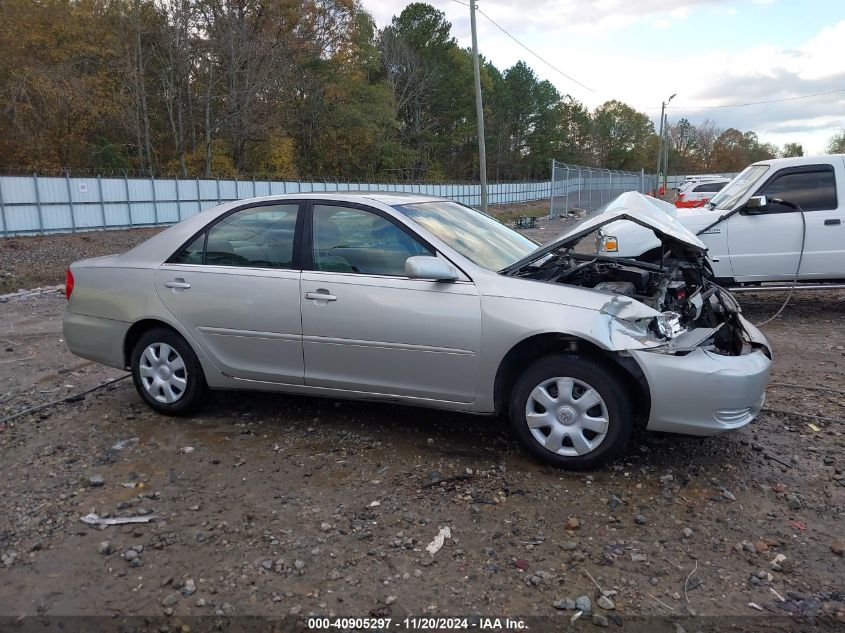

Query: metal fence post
[549,159,556,217]
[0,176,7,237]
[577,166,582,210]
[175,177,182,221]
[125,173,133,227]
[33,173,44,234]
[151,175,159,225]
[640,168,644,193]
[216,178,221,204]
[65,174,76,233]
[97,175,106,228]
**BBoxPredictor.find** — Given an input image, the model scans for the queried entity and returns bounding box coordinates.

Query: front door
[727,164,843,281]
[155,202,305,384]
[300,202,482,404]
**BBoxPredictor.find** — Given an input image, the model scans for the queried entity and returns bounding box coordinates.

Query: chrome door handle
[304,291,337,302]
[164,279,191,290]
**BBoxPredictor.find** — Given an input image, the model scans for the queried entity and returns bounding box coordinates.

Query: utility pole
[470,0,488,211]
[655,93,675,196]
[662,112,670,191]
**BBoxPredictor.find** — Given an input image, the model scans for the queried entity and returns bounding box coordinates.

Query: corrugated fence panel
[1,174,554,236]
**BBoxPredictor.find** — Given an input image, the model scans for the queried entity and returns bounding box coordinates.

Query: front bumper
[630,345,771,436]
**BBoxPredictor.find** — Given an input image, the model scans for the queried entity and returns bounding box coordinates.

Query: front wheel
[509,355,633,469]
[130,328,208,415]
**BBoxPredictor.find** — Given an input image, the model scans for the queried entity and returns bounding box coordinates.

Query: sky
[363,0,845,154]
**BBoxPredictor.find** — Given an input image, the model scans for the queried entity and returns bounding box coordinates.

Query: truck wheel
[509,355,633,469]
[130,328,208,415]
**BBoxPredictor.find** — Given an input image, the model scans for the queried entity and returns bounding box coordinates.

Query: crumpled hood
[503,191,707,274]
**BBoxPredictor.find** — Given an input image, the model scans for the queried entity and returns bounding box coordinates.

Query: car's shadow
[146,387,742,475]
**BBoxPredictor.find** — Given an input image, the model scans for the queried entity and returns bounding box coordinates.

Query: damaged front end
[502,201,770,359]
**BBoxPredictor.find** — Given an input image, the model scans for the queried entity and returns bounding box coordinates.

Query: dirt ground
[0,218,844,632]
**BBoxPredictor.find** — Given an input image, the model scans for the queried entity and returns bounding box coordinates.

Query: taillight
[65,268,74,300]
[677,193,685,200]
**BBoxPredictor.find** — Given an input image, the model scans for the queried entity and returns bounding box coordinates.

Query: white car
[598,156,845,285]
[676,178,729,208]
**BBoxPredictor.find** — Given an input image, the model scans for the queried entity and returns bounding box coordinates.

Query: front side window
[172,204,299,268]
[757,167,837,212]
[312,204,433,275]
[172,234,205,265]
[393,200,537,271]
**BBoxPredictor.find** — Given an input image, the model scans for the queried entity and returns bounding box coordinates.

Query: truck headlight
[597,234,618,253]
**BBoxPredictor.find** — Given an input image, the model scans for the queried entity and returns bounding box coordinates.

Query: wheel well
[639,246,663,264]
[493,333,651,423]
[123,319,180,368]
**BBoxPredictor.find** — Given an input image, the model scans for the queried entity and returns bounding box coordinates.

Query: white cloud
[363,1,845,153]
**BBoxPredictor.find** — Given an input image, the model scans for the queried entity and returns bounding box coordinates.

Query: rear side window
[693,182,726,193]
[171,204,300,268]
[758,167,837,212]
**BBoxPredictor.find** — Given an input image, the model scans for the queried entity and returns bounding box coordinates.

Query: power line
[655,87,845,110]
[450,1,842,112]
[461,3,595,94]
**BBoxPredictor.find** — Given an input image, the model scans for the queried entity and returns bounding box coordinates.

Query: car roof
[751,154,845,168]
[680,178,729,188]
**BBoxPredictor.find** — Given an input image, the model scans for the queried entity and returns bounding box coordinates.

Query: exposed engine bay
[515,252,751,356]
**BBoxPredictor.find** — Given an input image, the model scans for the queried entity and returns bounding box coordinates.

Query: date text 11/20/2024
[307,617,527,630]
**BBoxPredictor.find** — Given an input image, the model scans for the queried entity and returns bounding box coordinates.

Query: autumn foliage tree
[0,0,809,180]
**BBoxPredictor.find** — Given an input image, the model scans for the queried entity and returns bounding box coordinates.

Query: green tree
[712,128,746,171]
[667,118,701,173]
[782,142,804,157]
[827,130,845,154]
[591,100,655,170]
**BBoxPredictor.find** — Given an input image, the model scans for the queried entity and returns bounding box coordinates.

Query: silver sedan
[63,192,772,469]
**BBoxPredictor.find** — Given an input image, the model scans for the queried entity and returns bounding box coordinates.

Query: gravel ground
[0,218,844,631]
[0,227,163,293]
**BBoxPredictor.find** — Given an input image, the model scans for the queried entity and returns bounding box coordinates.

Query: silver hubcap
[525,377,610,456]
[139,343,188,404]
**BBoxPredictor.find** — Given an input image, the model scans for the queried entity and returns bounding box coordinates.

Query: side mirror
[742,195,768,215]
[405,256,458,282]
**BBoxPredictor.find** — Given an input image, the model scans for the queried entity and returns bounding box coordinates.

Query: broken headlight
[642,311,685,340]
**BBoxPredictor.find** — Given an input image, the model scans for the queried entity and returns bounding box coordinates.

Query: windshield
[393,201,537,271]
[708,164,770,210]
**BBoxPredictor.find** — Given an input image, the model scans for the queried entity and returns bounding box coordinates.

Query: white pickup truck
[597,155,845,286]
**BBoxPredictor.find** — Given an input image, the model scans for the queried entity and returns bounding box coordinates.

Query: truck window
[758,166,837,212]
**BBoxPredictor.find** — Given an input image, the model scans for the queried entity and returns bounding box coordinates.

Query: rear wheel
[130,328,207,415]
[509,355,633,469]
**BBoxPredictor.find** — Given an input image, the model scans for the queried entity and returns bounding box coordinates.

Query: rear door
[300,202,482,404]
[154,202,305,383]
[727,164,843,281]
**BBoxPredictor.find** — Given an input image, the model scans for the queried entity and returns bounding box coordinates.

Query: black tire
[509,354,633,470]
[130,327,208,415]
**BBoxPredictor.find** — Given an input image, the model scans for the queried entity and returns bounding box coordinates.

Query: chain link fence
[549,160,657,217]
